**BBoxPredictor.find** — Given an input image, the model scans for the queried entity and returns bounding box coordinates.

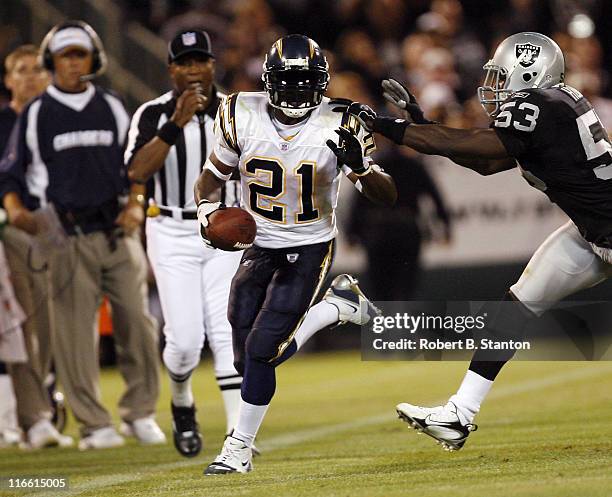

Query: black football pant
[228,240,334,405]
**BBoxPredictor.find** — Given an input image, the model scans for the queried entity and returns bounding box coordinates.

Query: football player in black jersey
[343,31,612,450]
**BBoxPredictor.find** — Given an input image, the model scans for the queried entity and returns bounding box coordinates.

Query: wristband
[156,121,182,145]
[353,164,373,177]
[203,158,233,181]
[373,117,409,145]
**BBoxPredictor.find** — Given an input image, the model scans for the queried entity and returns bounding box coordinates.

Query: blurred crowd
[116,0,612,129]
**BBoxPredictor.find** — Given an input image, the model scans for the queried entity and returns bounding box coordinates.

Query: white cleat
[78,426,125,450]
[204,435,253,475]
[119,416,167,445]
[23,419,73,450]
[396,401,477,451]
[323,274,381,325]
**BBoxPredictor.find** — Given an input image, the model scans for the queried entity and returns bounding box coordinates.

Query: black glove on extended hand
[326,127,371,175]
[333,102,409,146]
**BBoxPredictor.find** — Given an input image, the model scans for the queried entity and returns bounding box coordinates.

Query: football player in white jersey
[195,34,397,474]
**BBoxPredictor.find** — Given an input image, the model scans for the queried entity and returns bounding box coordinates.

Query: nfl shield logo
[515,43,541,67]
[286,253,299,263]
[182,32,197,46]
[280,142,289,151]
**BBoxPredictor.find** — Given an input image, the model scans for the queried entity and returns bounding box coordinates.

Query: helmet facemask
[263,68,329,118]
[477,63,509,116]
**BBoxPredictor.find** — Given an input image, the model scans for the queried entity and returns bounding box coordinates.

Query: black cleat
[171,403,202,457]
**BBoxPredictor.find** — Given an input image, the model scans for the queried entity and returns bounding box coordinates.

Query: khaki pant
[3,226,54,430]
[50,230,159,435]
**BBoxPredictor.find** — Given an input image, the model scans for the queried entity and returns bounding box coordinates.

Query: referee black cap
[168,30,214,63]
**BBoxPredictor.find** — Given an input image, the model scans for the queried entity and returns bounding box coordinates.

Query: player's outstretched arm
[345,102,514,176]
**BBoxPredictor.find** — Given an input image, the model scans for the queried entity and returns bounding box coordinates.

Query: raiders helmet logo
[515,43,541,67]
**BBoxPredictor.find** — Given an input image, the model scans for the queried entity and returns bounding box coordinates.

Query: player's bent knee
[244,331,280,364]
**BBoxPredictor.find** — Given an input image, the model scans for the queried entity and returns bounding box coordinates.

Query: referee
[126,30,243,458]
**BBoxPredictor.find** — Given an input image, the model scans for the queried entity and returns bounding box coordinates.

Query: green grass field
[1,353,611,497]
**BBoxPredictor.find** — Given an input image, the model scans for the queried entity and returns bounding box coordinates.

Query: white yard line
[24,363,612,496]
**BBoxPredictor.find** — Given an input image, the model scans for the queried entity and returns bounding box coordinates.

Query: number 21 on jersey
[245,157,319,223]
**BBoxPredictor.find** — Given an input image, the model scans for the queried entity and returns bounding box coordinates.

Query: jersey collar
[47,83,95,112]
[262,101,321,144]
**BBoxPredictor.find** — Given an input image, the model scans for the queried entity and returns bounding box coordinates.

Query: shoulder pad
[217,92,240,155]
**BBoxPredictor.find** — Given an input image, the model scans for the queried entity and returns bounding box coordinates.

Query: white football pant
[511,220,612,315]
[146,216,242,379]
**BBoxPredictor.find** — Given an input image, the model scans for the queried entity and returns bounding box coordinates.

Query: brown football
[206,207,257,251]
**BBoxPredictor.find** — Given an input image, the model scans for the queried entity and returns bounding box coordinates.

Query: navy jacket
[0,84,130,213]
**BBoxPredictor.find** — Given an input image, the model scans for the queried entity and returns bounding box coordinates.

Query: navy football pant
[228,241,334,405]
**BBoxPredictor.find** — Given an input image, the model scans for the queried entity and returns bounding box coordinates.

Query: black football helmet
[262,34,329,117]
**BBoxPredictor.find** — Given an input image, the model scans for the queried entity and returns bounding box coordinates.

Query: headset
[39,20,108,81]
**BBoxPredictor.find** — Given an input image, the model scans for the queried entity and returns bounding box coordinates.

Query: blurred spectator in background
[0,45,71,450]
[335,29,388,96]
[415,0,486,100]
[0,231,25,448]
[417,47,460,121]
[222,0,284,90]
[563,33,612,130]
[0,21,162,450]
[348,145,451,300]
[327,70,375,107]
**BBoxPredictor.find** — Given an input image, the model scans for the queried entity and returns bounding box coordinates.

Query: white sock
[221,388,241,434]
[170,376,194,407]
[294,301,339,350]
[0,375,18,430]
[232,400,269,447]
[449,370,494,424]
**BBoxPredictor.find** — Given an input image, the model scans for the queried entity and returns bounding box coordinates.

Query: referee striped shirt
[124,88,239,210]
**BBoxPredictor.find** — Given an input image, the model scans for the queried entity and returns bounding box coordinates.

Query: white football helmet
[478,32,565,115]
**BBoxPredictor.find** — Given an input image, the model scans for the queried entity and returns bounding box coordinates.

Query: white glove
[197,200,224,248]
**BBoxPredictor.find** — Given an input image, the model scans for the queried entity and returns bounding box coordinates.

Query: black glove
[326,127,370,175]
[332,102,377,132]
[381,79,434,124]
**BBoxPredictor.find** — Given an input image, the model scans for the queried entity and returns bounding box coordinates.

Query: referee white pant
[511,220,612,315]
[146,216,242,383]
